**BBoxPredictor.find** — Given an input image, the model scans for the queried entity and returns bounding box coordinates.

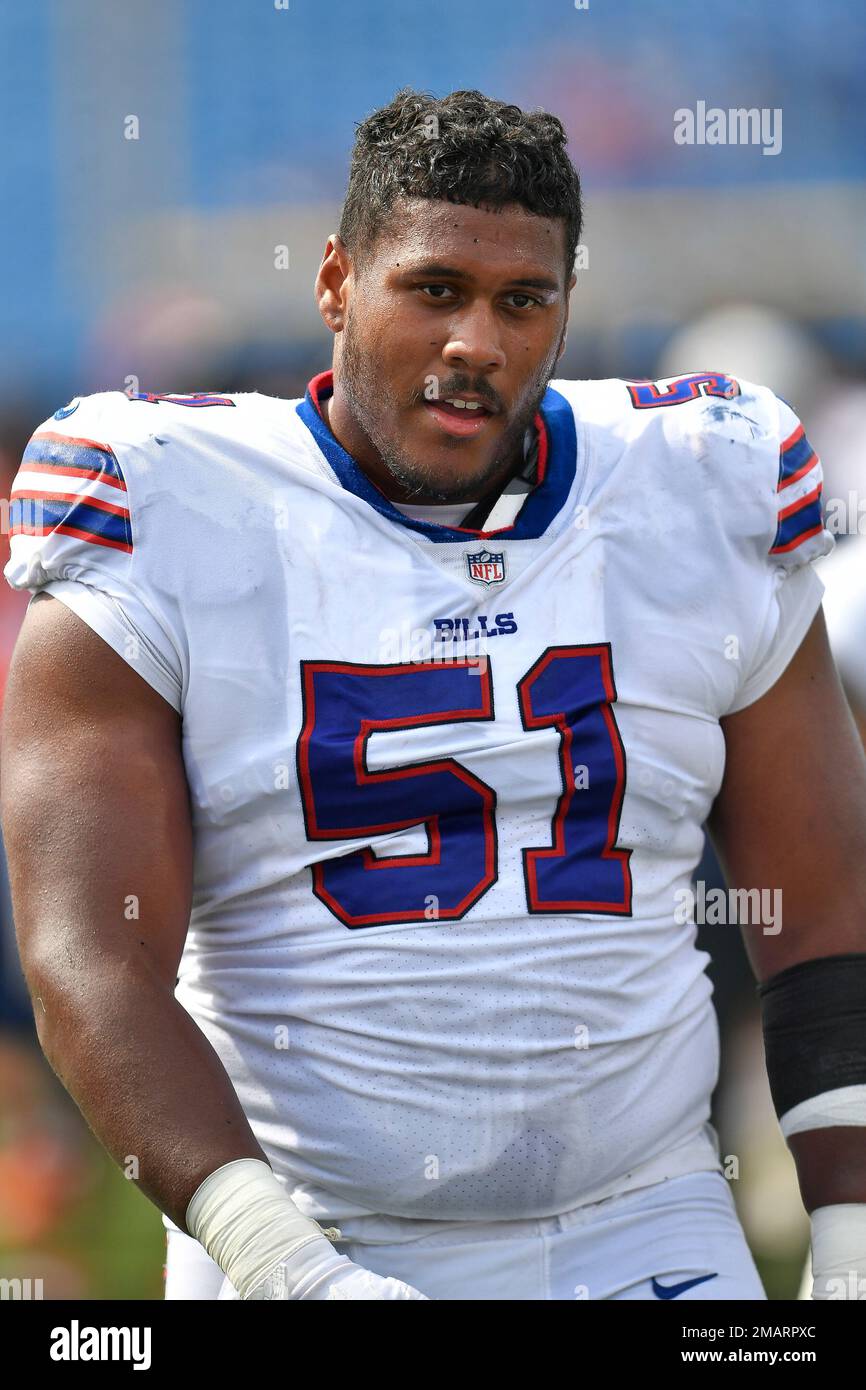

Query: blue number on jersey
[627,373,740,409]
[298,660,497,927]
[297,649,631,928]
[519,646,631,914]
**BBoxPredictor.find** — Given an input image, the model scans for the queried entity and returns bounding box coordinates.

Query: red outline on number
[297,658,498,927]
[518,644,632,915]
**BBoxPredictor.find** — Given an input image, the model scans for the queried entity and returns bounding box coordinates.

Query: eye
[419,284,458,301]
[504,292,542,310]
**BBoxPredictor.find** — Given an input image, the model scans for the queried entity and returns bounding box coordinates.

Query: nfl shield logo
[466,549,506,586]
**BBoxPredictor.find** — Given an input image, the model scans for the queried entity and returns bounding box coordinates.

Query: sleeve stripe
[770,522,825,556]
[770,482,824,555]
[10,497,133,552]
[10,522,133,554]
[779,422,804,452]
[9,487,130,519]
[23,433,127,486]
[12,426,134,555]
[777,481,822,524]
[15,460,128,492]
[777,446,818,492]
[12,468,126,510]
[777,428,819,491]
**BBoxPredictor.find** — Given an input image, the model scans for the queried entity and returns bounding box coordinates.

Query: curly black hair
[339,88,583,282]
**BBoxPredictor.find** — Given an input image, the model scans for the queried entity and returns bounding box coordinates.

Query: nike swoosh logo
[652,1273,718,1299]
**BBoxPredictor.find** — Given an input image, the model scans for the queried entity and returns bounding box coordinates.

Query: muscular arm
[0,593,267,1231]
[708,608,866,1212]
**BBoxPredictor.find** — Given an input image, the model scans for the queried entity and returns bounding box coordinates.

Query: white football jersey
[5,371,832,1224]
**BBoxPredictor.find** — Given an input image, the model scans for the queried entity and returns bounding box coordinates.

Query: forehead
[372,197,568,282]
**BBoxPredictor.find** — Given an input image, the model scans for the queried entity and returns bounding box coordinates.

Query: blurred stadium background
[1,0,864,1299]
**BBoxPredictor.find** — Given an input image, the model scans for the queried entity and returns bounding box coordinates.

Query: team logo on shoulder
[626,373,740,410]
[466,549,506,586]
[53,398,80,420]
[126,391,236,407]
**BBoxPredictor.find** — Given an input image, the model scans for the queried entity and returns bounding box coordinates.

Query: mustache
[414,380,503,413]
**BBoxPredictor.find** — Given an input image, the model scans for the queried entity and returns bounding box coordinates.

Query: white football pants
[164,1169,766,1301]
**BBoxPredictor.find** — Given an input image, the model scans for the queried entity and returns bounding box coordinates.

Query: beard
[338,312,560,503]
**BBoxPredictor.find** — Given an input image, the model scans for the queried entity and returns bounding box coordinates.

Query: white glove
[219,1251,428,1300]
[189,1158,429,1302]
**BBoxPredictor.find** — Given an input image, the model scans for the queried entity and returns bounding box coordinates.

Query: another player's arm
[708,608,866,1220]
[0,593,269,1230]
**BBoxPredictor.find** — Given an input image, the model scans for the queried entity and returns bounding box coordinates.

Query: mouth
[422,395,498,438]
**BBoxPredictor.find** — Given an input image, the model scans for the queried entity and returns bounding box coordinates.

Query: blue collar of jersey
[296,370,577,543]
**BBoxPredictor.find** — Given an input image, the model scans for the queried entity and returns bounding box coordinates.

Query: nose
[441,301,507,374]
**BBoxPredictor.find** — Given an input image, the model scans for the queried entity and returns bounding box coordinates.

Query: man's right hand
[219,1253,429,1300]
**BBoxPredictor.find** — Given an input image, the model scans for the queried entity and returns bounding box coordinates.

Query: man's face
[320,199,575,503]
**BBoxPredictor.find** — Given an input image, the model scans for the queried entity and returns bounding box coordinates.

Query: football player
[2,88,866,1301]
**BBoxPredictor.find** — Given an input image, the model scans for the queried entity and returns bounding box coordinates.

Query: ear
[315,233,353,333]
